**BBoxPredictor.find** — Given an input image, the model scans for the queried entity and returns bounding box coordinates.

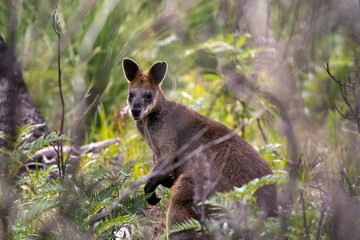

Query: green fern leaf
[165,218,202,237]
[217,171,287,202]
[94,214,136,234]
[6,130,69,177]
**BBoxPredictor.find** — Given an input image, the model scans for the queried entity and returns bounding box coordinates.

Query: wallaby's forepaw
[161,175,175,188]
[147,192,161,205]
[144,178,156,193]
[144,179,161,205]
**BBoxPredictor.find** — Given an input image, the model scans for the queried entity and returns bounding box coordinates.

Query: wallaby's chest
[136,116,167,155]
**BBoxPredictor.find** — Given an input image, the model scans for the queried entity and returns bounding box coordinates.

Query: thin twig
[326,63,360,133]
[52,136,61,178]
[315,207,324,240]
[325,63,351,88]
[257,118,269,144]
[308,185,328,195]
[300,190,309,240]
[52,0,74,178]
[339,167,355,197]
[278,0,302,66]
[205,85,226,118]
[53,0,66,177]
[339,84,356,117]
[333,103,354,120]
[356,67,360,85]
[72,94,99,136]
[73,79,98,133]
[315,177,330,240]
[265,0,272,46]
[64,76,99,169]
[256,118,282,159]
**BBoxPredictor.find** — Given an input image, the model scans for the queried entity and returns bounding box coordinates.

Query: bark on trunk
[0,34,49,149]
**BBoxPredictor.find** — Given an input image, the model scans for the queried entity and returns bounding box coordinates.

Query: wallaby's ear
[123,58,141,83]
[149,61,168,85]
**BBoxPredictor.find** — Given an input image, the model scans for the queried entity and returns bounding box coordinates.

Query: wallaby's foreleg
[144,161,174,205]
[161,175,175,188]
[144,172,168,205]
[144,147,177,205]
[145,174,175,205]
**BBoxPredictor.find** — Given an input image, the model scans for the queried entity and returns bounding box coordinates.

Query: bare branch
[300,191,309,240]
[347,70,352,86]
[326,63,360,133]
[356,67,360,85]
[64,95,99,168]
[64,76,99,169]
[333,103,354,120]
[53,1,64,135]
[325,63,350,88]
[205,85,226,118]
[72,78,98,134]
[315,207,325,240]
[256,118,283,160]
[256,118,268,144]
[53,0,66,177]
[51,136,62,178]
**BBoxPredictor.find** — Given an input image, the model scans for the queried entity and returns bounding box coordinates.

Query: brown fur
[122,58,278,240]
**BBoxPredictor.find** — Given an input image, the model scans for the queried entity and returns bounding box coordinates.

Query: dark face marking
[128,87,157,120]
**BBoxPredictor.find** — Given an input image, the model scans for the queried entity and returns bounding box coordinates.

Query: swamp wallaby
[122,58,277,240]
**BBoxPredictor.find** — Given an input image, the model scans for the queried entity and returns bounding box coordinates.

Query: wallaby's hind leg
[166,174,202,240]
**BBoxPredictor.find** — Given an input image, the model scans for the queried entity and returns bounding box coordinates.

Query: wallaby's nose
[131,107,141,118]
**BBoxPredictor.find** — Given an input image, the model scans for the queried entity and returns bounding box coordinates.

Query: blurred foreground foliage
[1,125,150,239]
[1,0,360,239]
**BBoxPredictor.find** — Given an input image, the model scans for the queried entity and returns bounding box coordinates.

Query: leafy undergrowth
[1,120,356,240]
[0,125,152,239]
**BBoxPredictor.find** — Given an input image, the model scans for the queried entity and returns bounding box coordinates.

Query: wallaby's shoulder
[161,98,202,125]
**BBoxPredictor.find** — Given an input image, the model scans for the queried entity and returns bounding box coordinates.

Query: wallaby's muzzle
[130,106,142,119]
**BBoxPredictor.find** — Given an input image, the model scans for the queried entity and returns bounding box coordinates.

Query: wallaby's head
[122,58,167,121]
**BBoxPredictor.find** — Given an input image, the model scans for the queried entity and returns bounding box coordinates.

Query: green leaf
[212,171,287,202]
[165,218,201,237]
[94,215,136,234]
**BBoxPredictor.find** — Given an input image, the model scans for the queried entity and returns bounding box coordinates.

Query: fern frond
[217,171,287,202]
[18,198,59,224]
[118,160,137,187]
[165,218,202,237]
[116,193,148,217]
[85,198,114,223]
[7,131,69,177]
[94,214,136,234]
[31,180,63,201]
[203,195,235,211]
[25,131,70,157]
[0,123,44,149]
[16,123,47,148]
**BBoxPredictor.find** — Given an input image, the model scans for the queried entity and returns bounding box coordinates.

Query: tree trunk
[0,34,49,149]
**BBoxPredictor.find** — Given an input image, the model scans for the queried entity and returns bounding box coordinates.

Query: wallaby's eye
[128,92,133,99]
[146,92,153,100]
